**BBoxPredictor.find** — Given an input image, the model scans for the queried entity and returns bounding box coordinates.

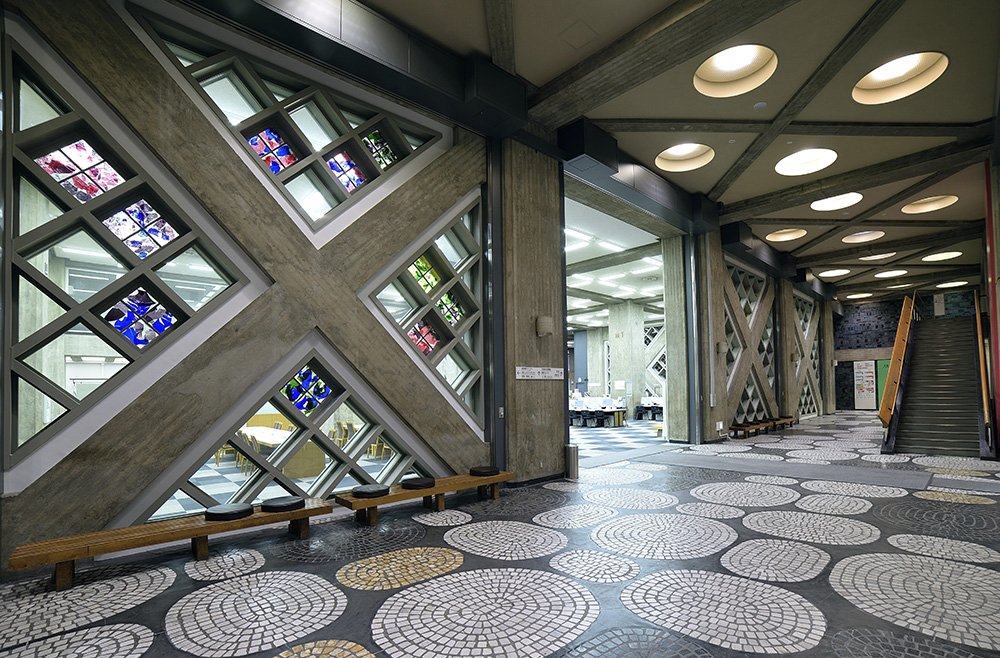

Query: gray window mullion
[10,359,80,410]
[179,480,220,508]
[10,253,80,312]
[10,111,80,145]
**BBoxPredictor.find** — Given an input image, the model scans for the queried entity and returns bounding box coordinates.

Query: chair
[214,443,236,466]
[331,422,348,447]
[346,422,358,442]
[236,432,260,475]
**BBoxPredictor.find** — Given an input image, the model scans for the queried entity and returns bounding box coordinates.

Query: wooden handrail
[878,295,914,427]
[976,295,990,428]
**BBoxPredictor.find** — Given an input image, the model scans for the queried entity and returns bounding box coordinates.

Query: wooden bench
[9,497,332,591]
[729,420,773,439]
[652,425,662,437]
[773,416,798,430]
[334,471,514,526]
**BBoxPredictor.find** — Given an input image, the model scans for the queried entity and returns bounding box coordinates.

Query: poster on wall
[854,360,877,410]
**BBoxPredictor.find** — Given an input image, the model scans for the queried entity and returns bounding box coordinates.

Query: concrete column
[696,232,728,441]
[662,236,689,442]
[608,301,646,416]
[821,301,836,415]
[777,279,798,417]
[586,327,609,396]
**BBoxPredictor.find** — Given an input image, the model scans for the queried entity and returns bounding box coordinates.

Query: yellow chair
[346,422,358,441]
[334,421,348,447]
[214,443,236,466]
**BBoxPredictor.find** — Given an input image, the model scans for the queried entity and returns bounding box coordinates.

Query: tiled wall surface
[835,362,855,410]
[914,290,976,319]
[833,299,904,351]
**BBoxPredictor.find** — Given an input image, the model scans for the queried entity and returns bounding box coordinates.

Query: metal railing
[975,295,994,457]
[878,295,915,428]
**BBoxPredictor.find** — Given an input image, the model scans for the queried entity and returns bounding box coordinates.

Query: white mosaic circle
[372,568,598,658]
[549,550,641,583]
[756,443,807,451]
[787,449,859,461]
[592,513,737,560]
[721,452,784,461]
[578,467,653,486]
[444,520,567,560]
[930,485,1000,496]
[675,502,745,519]
[625,462,670,471]
[413,509,472,526]
[582,488,678,510]
[887,534,1000,563]
[165,571,346,657]
[914,455,1000,471]
[0,565,175,650]
[802,480,909,498]
[721,539,830,582]
[690,482,800,507]
[786,458,831,465]
[689,444,751,453]
[533,504,619,528]
[858,448,882,454]
[830,553,1000,651]
[861,453,911,463]
[184,549,265,581]
[830,628,983,658]
[0,624,154,658]
[816,440,876,449]
[795,494,872,516]
[543,481,594,492]
[746,475,798,485]
[743,511,880,545]
[621,570,826,653]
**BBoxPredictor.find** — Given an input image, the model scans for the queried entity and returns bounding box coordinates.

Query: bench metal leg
[422,496,433,509]
[53,561,74,591]
[289,517,310,540]
[191,536,209,560]
[477,485,488,499]
[434,494,445,511]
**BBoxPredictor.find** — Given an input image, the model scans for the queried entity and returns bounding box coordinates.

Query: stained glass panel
[16,376,68,446]
[17,177,65,236]
[103,199,181,259]
[326,151,366,192]
[362,129,397,170]
[281,364,332,415]
[407,256,440,293]
[247,128,297,173]
[407,319,440,356]
[102,288,177,348]
[436,291,465,326]
[35,140,125,203]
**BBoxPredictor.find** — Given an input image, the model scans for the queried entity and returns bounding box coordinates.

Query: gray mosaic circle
[621,570,826,653]
[830,553,1000,650]
[930,485,1000,496]
[831,628,984,658]
[858,448,883,454]
[582,488,678,510]
[795,494,872,516]
[756,443,808,451]
[444,520,567,559]
[913,456,1000,471]
[690,482,800,507]
[460,487,568,517]
[413,509,472,526]
[625,463,670,471]
[861,453,911,463]
[873,499,1000,541]
[184,549,265,581]
[592,513,737,560]
[676,502,745,519]
[532,504,619,528]
[0,565,174,650]
[549,550,640,583]
[786,458,831,465]
[165,571,347,657]
[721,539,830,582]
[721,452,784,461]
[887,534,1000,563]
[372,568,598,658]
[743,511,880,545]
[802,480,909,498]
[577,468,653,486]
[0,624,154,658]
[746,475,798,485]
[787,449,859,461]
[562,627,716,658]
[673,467,749,482]
[543,481,594,493]
[270,518,425,563]
[690,444,751,453]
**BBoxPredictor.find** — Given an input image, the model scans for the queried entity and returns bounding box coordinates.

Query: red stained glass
[35,152,79,180]
[90,162,125,190]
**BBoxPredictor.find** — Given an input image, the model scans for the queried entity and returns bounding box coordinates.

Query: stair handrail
[878,295,915,427]
[975,294,993,456]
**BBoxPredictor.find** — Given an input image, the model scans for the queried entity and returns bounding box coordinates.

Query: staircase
[894,317,981,457]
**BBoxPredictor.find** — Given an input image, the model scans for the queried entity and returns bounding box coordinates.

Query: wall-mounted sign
[515,366,564,380]
[854,360,877,410]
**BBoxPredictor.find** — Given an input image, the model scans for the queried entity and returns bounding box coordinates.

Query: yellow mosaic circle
[913,491,996,505]
[926,468,990,477]
[276,639,376,657]
[335,547,463,590]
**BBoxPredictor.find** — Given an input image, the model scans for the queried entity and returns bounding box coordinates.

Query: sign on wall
[854,360,877,410]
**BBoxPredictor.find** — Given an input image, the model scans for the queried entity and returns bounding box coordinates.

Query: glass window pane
[149,488,204,521]
[286,169,338,221]
[17,177,66,236]
[23,323,125,400]
[200,70,262,125]
[326,151,366,193]
[290,102,338,150]
[338,104,374,129]
[34,140,126,203]
[403,131,430,150]
[319,401,370,452]
[280,438,333,494]
[263,79,296,102]
[189,440,266,505]
[26,230,122,302]
[16,376,68,446]
[434,231,468,267]
[377,281,415,325]
[165,41,206,67]
[247,128,298,174]
[19,79,61,130]
[360,433,401,481]
[155,246,232,311]
[102,199,181,259]
[362,128,398,170]
[17,275,66,342]
[436,352,467,388]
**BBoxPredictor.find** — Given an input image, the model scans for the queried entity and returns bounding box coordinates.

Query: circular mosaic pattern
[861,453,910,463]
[444,520,567,560]
[0,565,174,650]
[676,502,745,519]
[913,491,996,505]
[874,498,1000,540]
[532,504,619,528]
[276,640,377,658]
[721,452,784,461]
[756,443,805,451]
[581,488,678,510]
[673,466,748,482]
[412,509,472,526]
[743,511,880,545]
[930,485,998,496]
[335,547,463,590]
[887,533,1000,563]
[549,550,640,583]
[830,627,984,658]
[721,539,830,582]
[858,447,882,454]
[271,518,425,563]
[0,624,154,658]
[563,627,715,658]
[372,568,598,657]
[786,458,831,465]
[625,462,670,471]
[795,494,872,516]
[817,440,875,449]
[914,455,1000,471]
[787,449,859,461]
[691,482,800,507]
[927,467,990,477]
[802,480,909,498]
[459,487,568,517]
[933,473,997,484]
[166,571,346,657]
[543,481,594,492]
[183,549,264,581]
[621,570,826,653]
[592,513,737,560]
[577,467,653,486]
[690,444,751,453]
[830,553,1000,651]
[746,475,798,485]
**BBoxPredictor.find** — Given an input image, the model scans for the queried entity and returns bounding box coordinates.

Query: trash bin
[565,444,579,480]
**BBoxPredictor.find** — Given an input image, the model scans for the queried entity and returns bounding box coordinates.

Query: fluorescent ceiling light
[631,266,659,274]
[810,192,863,212]
[886,284,910,289]
[617,286,637,293]
[853,52,948,105]
[921,251,962,262]
[597,281,618,288]
[766,228,807,242]
[846,293,872,299]
[598,241,625,252]
[62,247,111,258]
[597,309,609,316]
[859,252,895,261]
[901,195,958,214]
[564,228,591,241]
[842,230,885,244]
[641,287,660,295]
[818,269,850,277]
[642,257,662,266]
[601,273,626,280]
[936,281,968,288]
[874,269,907,278]
[571,299,593,308]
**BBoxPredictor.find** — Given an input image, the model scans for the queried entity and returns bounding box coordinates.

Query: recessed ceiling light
[631,266,659,274]
[765,228,807,242]
[859,252,896,261]
[597,281,618,288]
[655,143,716,172]
[818,269,851,277]
[694,44,778,98]
[846,293,873,299]
[853,52,948,105]
[842,230,885,244]
[936,281,968,289]
[618,286,637,293]
[810,192,863,212]
[922,251,962,262]
[598,241,624,252]
[601,273,625,280]
[901,195,959,214]
[874,269,908,278]
[565,242,589,252]
[886,284,910,289]
[571,299,593,307]
[775,148,838,176]
[596,309,609,316]
[564,228,590,241]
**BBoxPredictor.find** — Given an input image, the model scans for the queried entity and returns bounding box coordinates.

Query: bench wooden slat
[333,472,513,511]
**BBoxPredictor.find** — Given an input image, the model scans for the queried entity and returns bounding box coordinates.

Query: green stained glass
[436,291,465,325]
[362,129,397,170]
[407,256,440,293]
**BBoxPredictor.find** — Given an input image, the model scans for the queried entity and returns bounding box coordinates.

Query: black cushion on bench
[261,496,305,512]
[205,503,254,521]
[353,484,390,498]
[401,477,436,490]
[470,465,500,476]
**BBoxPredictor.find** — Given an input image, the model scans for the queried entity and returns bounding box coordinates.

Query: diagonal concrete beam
[566,243,662,276]
[591,118,991,139]
[797,226,984,267]
[483,0,516,75]
[835,266,982,293]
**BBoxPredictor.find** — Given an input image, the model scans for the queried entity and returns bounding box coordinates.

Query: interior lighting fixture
[598,241,624,252]
[901,195,959,214]
[922,251,962,262]
[874,269,907,278]
[810,192,863,212]
[936,281,968,288]
[597,309,610,316]
[618,286,637,293]
[602,273,625,280]
[842,230,885,244]
[859,252,895,261]
[565,242,589,252]
[642,257,662,266]
[564,228,591,241]
[597,281,619,288]
[853,52,948,105]
[846,293,872,299]
[694,44,778,98]
[818,269,851,278]
[775,148,837,176]
[886,284,910,289]
[765,228,807,242]
[631,266,659,274]
[571,299,594,308]
[655,143,716,172]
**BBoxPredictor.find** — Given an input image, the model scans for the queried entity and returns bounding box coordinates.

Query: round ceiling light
[922,251,962,262]
[859,252,896,261]
[818,269,851,277]
[655,143,716,172]
[853,52,949,105]
[874,269,908,278]
[765,228,808,242]
[810,192,863,212]
[775,148,838,176]
[846,293,873,299]
[901,194,959,214]
[936,281,968,289]
[694,44,778,98]
[842,230,885,244]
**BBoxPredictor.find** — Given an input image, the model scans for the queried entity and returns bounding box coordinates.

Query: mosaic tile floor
[3,410,1000,657]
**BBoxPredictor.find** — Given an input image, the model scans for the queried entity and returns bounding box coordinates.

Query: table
[241,426,326,479]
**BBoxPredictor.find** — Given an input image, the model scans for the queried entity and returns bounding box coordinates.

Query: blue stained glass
[274,145,292,159]
[296,367,318,389]
[312,381,330,401]
[122,318,157,348]
[146,306,176,333]
[125,200,160,227]
[247,134,269,155]
[295,395,318,413]
[347,170,365,186]
[124,289,157,315]
[103,212,140,239]
[327,158,343,174]
[262,128,283,148]
[282,382,306,403]
[146,219,178,246]
[103,302,137,331]
[266,156,282,174]
[124,232,158,259]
